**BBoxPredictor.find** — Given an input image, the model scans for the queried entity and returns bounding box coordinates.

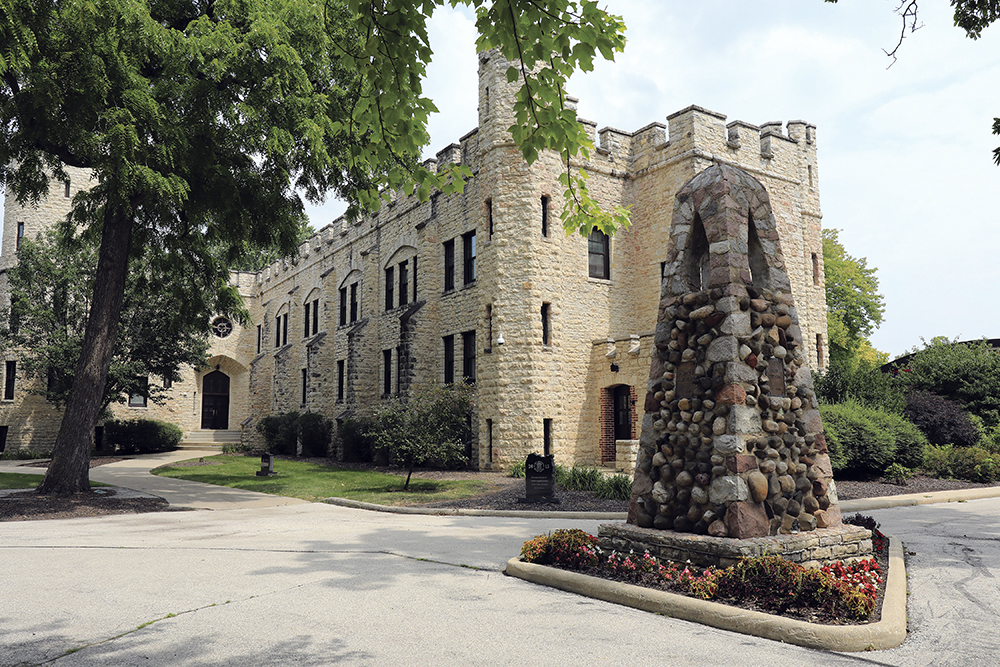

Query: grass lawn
[152,455,495,505]
[0,472,110,490]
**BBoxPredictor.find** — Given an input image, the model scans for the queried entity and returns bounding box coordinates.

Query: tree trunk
[36,205,133,495]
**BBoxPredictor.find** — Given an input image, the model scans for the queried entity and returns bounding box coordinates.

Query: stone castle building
[0,51,828,469]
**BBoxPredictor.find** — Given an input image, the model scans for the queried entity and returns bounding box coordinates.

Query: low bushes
[105,418,182,454]
[923,444,1000,483]
[820,401,927,477]
[338,417,376,462]
[904,391,979,448]
[509,463,632,501]
[256,411,334,457]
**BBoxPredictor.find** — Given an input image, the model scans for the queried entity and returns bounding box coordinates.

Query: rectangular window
[412,256,418,301]
[487,419,493,464]
[275,315,281,348]
[443,335,454,384]
[486,304,493,350]
[444,239,455,291]
[383,349,392,395]
[312,299,319,334]
[337,359,345,401]
[398,260,409,307]
[304,302,311,337]
[543,418,552,455]
[16,222,24,251]
[463,230,477,285]
[339,287,347,325]
[396,345,403,394]
[3,361,15,400]
[0,425,8,453]
[541,196,549,237]
[301,368,308,405]
[282,313,288,346]
[350,282,358,322]
[541,302,551,345]
[486,199,494,238]
[65,181,71,198]
[385,266,394,310]
[256,324,262,354]
[588,229,610,279]
[128,377,148,408]
[462,330,476,384]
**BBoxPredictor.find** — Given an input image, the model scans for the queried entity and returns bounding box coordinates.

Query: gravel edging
[505,535,907,652]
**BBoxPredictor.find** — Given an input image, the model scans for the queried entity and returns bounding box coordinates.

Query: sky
[302,0,1000,360]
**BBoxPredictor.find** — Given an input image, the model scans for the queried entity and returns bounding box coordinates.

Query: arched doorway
[201,370,230,430]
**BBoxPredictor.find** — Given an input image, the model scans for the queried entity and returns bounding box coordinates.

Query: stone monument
[600,164,869,567]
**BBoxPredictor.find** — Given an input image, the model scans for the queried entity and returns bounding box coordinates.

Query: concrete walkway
[4,453,1000,666]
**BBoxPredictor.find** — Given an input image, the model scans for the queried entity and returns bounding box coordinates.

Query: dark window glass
[301,368,308,404]
[398,260,408,307]
[282,313,288,346]
[444,240,455,291]
[541,302,551,345]
[385,266,394,310]
[275,316,281,348]
[443,335,454,384]
[337,359,345,401]
[412,256,417,301]
[312,299,319,334]
[462,330,476,384]
[256,324,262,354]
[541,196,549,236]
[463,231,476,285]
[487,199,493,238]
[588,229,610,279]
[3,361,14,400]
[339,287,347,325]
[383,349,392,395]
[350,283,358,322]
[304,302,311,337]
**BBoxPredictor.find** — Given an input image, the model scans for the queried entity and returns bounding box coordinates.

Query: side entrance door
[201,370,230,430]
[613,384,632,441]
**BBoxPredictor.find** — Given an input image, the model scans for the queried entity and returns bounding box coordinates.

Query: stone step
[180,430,242,448]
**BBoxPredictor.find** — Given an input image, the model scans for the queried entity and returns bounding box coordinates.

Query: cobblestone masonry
[1,50,827,467]
[628,164,843,541]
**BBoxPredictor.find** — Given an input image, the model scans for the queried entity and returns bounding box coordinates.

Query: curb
[840,485,1000,512]
[320,496,626,520]
[505,535,907,652]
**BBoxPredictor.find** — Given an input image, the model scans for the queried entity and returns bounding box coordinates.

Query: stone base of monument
[599,522,872,570]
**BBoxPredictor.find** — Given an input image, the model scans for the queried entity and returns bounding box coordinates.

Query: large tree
[0,0,626,494]
[823,228,885,365]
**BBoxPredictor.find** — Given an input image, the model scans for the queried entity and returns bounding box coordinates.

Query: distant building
[1,51,827,468]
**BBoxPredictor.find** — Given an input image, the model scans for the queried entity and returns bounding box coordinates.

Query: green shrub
[0,449,46,460]
[814,357,905,413]
[298,412,333,457]
[820,401,927,476]
[557,465,604,492]
[256,412,300,455]
[595,473,633,500]
[903,337,1000,427]
[904,391,978,448]
[924,444,1000,483]
[883,463,913,485]
[105,418,182,454]
[338,417,376,462]
[508,460,526,478]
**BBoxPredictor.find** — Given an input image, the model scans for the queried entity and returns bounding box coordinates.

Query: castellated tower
[0,49,827,471]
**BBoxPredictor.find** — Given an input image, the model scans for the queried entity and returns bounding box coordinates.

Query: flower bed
[520,523,889,625]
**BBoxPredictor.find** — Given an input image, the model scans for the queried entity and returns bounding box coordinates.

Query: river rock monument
[628,163,844,540]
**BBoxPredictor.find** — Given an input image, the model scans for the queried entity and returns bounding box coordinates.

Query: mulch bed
[0,488,169,522]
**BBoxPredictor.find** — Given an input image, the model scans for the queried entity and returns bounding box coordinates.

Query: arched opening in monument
[201,370,230,430]
[747,212,769,289]
[685,213,710,290]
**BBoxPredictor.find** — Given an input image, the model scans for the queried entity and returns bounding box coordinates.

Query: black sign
[521,453,558,502]
[676,362,696,399]
[767,358,786,396]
